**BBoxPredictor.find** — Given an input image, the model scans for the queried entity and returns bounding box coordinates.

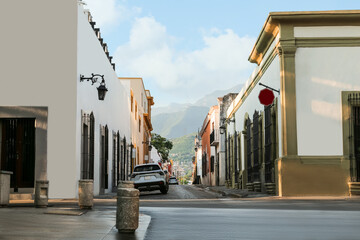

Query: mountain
[152,106,209,139]
[194,84,243,107]
[152,83,243,139]
[169,132,197,163]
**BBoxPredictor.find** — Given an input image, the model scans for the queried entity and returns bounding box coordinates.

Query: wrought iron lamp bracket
[80,73,105,85]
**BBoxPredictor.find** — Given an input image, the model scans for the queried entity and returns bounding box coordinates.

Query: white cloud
[114,16,256,104]
[83,0,141,29]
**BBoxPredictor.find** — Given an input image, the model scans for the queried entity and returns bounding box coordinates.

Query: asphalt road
[139,184,221,200]
[141,207,360,240]
[139,185,360,240]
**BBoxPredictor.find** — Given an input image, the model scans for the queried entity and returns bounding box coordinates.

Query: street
[139,184,221,200]
[1,185,360,240]
[139,185,360,240]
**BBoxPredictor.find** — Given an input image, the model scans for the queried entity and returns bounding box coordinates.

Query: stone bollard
[35,180,49,208]
[116,181,140,232]
[78,179,93,209]
[0,171,13,207]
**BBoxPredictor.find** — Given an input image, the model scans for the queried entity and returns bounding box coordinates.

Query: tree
[151,133,173,161]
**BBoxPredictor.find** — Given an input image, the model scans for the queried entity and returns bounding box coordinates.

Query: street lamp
[80,73,108,100]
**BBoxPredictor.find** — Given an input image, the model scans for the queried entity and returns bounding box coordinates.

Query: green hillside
[152,106,209,139]
[169,132,197,163]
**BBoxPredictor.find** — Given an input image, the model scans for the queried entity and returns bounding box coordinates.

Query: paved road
[2,185,360,240]
[139,185,360,240]
[139,184,221,200]
[141,206,360,240]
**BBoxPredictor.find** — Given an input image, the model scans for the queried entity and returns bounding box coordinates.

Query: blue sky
[84,0,360,107]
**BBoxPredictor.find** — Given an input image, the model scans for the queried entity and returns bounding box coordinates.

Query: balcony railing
[210,129,219,146]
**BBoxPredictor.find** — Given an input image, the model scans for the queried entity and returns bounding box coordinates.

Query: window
[246,117,252,183]
[100,125,109,190]
[134,164,160,172]
[139,117,141,132]
[135,101,137,120]
[81,112,94,180]
[211,156,214,172]
[112,132,118,189]
[131,90,134,112]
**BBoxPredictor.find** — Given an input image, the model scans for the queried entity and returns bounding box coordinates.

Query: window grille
[211,156,214,172]
[81,112,94,180]
[234,131,238,182]
[105,125,109,189]
[246,117,252,183]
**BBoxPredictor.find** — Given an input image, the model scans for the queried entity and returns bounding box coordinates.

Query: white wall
[230,53,282,170]
[76,5,130,196]
[197,148,202,177]
[0,0,78,198]
[296,47,360,156]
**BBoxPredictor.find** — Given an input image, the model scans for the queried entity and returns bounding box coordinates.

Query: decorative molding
[296,37,360,48]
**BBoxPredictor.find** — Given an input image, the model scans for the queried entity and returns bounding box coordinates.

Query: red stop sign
[258,88,275,106]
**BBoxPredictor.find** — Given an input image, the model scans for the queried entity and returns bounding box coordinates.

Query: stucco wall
[231,57,281,170]
[76,5,131,196]
[295,47,360,156]
[0,0,78,198]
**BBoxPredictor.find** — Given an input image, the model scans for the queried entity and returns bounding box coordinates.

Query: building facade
[225,10,360,196]
[119,78,154,169]
[198,106,219,186]
[0,0,131,198]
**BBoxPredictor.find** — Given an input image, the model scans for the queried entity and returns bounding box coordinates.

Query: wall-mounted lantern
[80,74,108,100]
[142,140,152,151]
[219,125,226,134]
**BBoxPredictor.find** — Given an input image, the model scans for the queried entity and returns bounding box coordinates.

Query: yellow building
[119,78,154,171]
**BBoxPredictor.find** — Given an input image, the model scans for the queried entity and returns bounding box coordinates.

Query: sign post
[258,88,275,106]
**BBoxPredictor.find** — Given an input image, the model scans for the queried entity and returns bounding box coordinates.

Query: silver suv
[130,163,169,194]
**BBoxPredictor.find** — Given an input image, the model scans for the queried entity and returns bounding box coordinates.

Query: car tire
[160,185,168,194]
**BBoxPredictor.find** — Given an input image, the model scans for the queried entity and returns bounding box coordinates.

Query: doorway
[352,106,360,182]
[0,118,35,191]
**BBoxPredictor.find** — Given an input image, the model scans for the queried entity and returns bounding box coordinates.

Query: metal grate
[234,131,239,183]
[264,105,274,183]
[246,118,252,183]
[353,106,360,182]
[104,126,109,189]
[252,111,260,182]
[89,113,94,179]
[0,118,35,189]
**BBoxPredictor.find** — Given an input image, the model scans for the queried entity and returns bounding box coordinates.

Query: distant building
[119,78,154,169]
[198,106,219,186]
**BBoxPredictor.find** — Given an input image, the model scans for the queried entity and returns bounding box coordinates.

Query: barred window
[81,112,94,180]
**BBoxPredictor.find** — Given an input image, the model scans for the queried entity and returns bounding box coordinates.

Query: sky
[83,0,360,107]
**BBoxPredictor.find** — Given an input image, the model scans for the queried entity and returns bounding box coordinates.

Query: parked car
[169,176,178,185]
[130,163,169,194]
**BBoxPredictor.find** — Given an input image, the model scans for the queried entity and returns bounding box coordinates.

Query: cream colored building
[225,10,360,197]
[119,78,154,171]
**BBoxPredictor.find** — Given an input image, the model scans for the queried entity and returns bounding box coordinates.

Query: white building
[0,0,131,198]
[225,10,360,196]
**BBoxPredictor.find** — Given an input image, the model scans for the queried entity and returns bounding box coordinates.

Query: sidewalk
[194,184,270,198]
[0,198,150,240]
[194,184,360,201]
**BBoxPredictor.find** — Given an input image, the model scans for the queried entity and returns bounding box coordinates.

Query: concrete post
[34,180,49,208]
[78,180,93,209]
[116,181,140,232]
[0,171,12,206]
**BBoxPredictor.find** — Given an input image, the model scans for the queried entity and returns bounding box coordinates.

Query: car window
[134,165,160,172]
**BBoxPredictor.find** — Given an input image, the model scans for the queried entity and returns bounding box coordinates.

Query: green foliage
[151,133,173,161]
[169,132,196,163]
